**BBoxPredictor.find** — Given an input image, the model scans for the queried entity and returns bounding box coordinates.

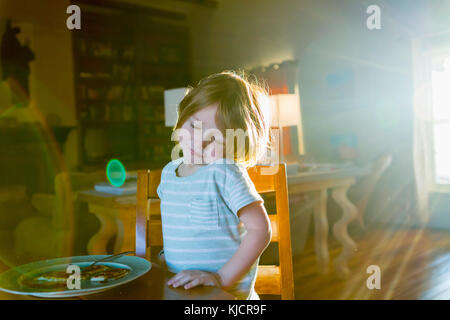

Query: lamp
[268,93,304,163]
[164,87,189,127]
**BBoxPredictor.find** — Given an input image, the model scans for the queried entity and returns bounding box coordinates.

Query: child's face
[179,104,225,164]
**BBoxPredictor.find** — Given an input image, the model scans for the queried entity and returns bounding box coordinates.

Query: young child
[156,71,273,300]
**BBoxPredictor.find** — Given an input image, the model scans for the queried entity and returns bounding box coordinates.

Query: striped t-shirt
[156,157,264,300]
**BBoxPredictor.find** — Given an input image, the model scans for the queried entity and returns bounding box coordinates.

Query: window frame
[427,49,450,193]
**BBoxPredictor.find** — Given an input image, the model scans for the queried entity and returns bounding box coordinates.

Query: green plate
[0,255,151,298]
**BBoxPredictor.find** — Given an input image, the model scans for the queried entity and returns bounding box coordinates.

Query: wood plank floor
[292,226,450,300]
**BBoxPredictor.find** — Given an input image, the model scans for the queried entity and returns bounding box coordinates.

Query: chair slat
[268,214,279,242]
[148,169,162,198]
[136,170,149,259]
[149,221,163,246]
[254,265,281,294]
[247,166,275,193]
[148,199,161,217]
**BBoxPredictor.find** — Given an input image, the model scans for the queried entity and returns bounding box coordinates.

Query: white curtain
[411,38,434,225]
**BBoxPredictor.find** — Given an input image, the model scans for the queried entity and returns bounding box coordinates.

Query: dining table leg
[87,204,117,255]
[312,188,330,274]
[331,181,358,278]
[114,206,136,253]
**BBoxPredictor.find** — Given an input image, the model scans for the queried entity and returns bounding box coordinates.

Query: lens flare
[106,159,126,187]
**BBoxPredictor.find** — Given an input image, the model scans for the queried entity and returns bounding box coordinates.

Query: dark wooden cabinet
[71,2,191,170]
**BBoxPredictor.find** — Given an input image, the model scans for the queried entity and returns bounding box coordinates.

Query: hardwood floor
[292,226,450,299]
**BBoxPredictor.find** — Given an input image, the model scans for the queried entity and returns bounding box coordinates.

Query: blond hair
[174,70,273,168]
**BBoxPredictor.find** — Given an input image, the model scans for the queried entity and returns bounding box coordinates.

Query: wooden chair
[247,163,295,300]
[135,168,163,262]
[135,163,295,300]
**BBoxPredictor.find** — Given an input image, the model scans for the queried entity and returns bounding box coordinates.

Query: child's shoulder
[209,158,241,169]
[159,157,183,179]
[161,157,183,171]
[209,158,248,178]
[159,157,246,178]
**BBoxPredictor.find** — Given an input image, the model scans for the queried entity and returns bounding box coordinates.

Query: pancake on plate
[88,267,130,283]
[18,264,130,289]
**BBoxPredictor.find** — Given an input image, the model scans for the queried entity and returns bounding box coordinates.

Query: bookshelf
[71,2,191,170]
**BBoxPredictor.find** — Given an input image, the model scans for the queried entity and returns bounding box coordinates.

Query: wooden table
[78,190,137,254]
[79,164,370,278]
[0,263,235,300]
[287,165,370,277]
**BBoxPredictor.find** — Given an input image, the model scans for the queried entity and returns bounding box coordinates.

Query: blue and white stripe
[157,157,264,300]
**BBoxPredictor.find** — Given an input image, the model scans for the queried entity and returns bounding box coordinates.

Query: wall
[188,0,414,158]
[0,0,76,126]
[188,0,418,224]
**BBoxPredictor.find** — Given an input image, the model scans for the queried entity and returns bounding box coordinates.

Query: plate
[0,255,151,298]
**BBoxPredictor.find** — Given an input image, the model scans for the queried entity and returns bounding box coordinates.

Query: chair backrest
[247,163,295,300]
[135,163,294,300]
[135,168,163,261]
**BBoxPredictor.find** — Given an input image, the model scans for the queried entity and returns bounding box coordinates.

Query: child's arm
[216,200,271,289]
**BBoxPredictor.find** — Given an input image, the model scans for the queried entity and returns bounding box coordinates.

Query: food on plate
[88,267,130,282]
[18,264,130,289]
[19,270,69,289]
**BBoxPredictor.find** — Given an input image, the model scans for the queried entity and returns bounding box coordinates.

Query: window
[431,55,450,186]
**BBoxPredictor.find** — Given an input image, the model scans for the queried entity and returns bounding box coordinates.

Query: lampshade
[164,87,189,127]
[268,93,304,155]
[268,94,301,127]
